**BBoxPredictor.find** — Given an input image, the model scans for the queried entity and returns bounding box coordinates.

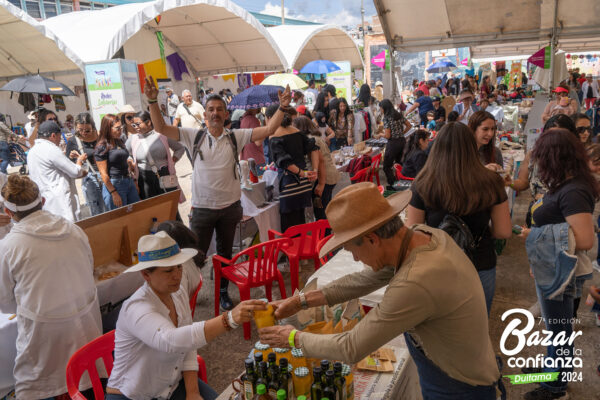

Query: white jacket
[581,80,600,99]
[0,210,102,399]
[0,173,10,240]
[27,139,83,221]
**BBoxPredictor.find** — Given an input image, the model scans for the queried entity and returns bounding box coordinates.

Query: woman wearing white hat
[106,231,267,400]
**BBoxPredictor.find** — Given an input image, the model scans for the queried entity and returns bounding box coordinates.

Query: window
[60,0,72,13]
[8,0,22,9]
[25,0,42,18]
[79,1,90,10]
[43,0,57,17]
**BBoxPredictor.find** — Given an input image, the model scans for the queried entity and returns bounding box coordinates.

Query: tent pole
[390,46,396,102]
[361,0,366,81]
[281,0,285,25]
[548,0,559,91]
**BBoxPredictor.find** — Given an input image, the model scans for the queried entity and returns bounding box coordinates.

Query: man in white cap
[166,87,179,124]
[27,120,88,221]
[259,182,503,399]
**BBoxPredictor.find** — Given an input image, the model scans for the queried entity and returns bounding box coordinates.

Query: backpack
[191,128,239,179]
[346,154,371,179]
[437,214,481,262]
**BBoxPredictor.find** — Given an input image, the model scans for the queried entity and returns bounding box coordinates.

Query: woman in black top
[376,99,412,190]
[266,105,319,232]
[66,112,105,216]
[521,128,597,399]
[406,122,512,315]
[401,129,429,178]
[94,114,139,210]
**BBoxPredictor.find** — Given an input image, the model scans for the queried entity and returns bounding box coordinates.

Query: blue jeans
[104,378,218,400]
[0,140,10,173]
[404,333,498,399]
[329,137,348,152]
[102,177,140,211]
[535,285,573,393]
[477,267,496,316]
[82,171,106,216]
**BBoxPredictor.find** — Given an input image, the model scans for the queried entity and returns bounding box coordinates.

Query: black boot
[220,289,233,311]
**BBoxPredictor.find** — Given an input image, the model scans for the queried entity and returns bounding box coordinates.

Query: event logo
[500,308,583,385]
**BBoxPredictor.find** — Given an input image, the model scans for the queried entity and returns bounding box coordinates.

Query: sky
[232,0,377,27]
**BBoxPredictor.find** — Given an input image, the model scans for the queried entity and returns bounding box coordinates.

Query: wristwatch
[298,292,309,310]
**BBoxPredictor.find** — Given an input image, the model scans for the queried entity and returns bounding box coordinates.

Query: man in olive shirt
[259,183,502,399]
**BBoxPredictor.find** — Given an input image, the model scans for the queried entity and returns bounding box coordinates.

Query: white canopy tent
[372,0,600,56]
[42,0,287,77]
[267,24,364,72]
[0,0,82,81]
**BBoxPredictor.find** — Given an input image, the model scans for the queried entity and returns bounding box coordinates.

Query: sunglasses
[576,126,592,134]
[125,115,134,121]
[78,129,93,134]
[47,117,58,121]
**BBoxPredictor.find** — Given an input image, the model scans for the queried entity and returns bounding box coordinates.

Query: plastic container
[292,367,311,398]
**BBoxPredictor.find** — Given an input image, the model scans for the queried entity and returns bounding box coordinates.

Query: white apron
[0,210,102,399]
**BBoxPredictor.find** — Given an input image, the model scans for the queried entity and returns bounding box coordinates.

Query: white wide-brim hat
[125,231,197,273]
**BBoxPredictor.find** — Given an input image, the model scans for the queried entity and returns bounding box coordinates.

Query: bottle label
[243,381,254,399]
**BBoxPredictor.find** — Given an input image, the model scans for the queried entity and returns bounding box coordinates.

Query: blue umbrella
[228,85,284,110]
[426,60,456,74]
[300,60,341,74]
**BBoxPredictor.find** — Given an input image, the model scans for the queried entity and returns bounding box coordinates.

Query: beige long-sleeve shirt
[299,225,500,387]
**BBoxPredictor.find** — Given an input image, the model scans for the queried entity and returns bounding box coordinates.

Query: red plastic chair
[189,273,204,318]
[268,219,331,295]
[213,238,290,340]
[66,331,207,400]
[370,153,382,186]
[350,166,372,183]
[394,164,414,181]
[316,234,334,266]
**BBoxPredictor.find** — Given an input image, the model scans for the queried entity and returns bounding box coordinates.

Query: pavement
[7,157,600,399]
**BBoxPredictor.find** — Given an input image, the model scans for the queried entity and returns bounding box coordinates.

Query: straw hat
[319,182,412,257]
[125,231,197,273]
[458,91,474,101]
[118,104,136,115]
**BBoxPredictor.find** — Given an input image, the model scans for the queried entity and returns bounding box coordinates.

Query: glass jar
[253,298,276,329]
[292,367,311,398]
[254,341,271,360]
[273,347,291,365]
[342,364,354,400]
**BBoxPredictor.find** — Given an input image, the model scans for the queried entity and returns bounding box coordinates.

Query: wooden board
[76,190,180,268]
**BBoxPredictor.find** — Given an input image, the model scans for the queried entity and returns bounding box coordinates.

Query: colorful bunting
[154,15,161,25]
[156,31,166,64]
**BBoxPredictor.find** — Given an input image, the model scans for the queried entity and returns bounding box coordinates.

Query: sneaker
[219,290,234,311]
[593,260,600,273]
[523,387,568,400]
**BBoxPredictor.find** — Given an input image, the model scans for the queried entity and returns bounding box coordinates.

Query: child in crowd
[426,111,436,131]
[447,111,459,122]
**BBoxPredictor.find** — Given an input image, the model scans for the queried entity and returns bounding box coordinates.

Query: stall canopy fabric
[267,25,363,72]
[373,0,600,56]
[42,0,287,77]
[0,0,82,81]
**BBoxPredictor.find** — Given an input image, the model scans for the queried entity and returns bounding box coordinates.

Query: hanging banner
[528,46,551,69]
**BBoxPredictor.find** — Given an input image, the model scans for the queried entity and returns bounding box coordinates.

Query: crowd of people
[0,66,599,400]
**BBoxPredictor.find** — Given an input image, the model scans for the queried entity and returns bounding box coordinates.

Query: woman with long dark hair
[328,97,354,150]
[376,99,412,189]
[401,129,429,178]
[468,111,503,168]
[406,122,512,314]
[94,114,139,210]
[266,105,320,231]
[355,84,377,141]
[126,111,185,201]
[520,128,597,400]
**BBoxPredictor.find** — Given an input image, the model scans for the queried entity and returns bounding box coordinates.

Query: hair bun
[2,175,39,205]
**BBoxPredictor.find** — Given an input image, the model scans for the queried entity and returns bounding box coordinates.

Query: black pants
[383,137,406,185]
[281,209,306,233]
[138,168,182,221]
[313,182,335,221]
[190,201,243,291]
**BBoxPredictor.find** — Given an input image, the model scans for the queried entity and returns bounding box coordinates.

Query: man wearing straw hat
[259,182,503,399]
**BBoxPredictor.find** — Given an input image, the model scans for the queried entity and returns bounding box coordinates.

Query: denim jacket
[526,222,592,300]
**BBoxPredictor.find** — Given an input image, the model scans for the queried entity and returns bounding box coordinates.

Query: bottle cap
[341,364,351,376]
[259,361,268,369]
[297,396,307,400]
[276,389,286,400]
[255,341,270,350]
[245,358,254,368]
[333,361,342,371]
[273,347,288,353]
[268,352,276,362]
[291,348,304,357]
[256,384,266,394]
[325,370,334,378]
[313,366,322,376]
[279,357,288,367]
[294,367,309,377]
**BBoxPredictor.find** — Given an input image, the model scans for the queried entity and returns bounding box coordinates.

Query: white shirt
[304,88,318,110]
[175,101,205,129]
[179,127,253,209]
[167,94,180,117]
[107,282,206,400]
[0,210,102,399]
[27,139,83,221]
[25,122,35,138]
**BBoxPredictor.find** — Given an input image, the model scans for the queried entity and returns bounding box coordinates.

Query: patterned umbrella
[228,85,284,110]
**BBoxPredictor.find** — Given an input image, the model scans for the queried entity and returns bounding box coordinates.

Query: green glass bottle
[323,370,336,400]
[278,358,292,399]
[267,364,280,399]
[242,358,257,400]
[256,361,268,387]
[310,367,323,400]
[333,362,346,400]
